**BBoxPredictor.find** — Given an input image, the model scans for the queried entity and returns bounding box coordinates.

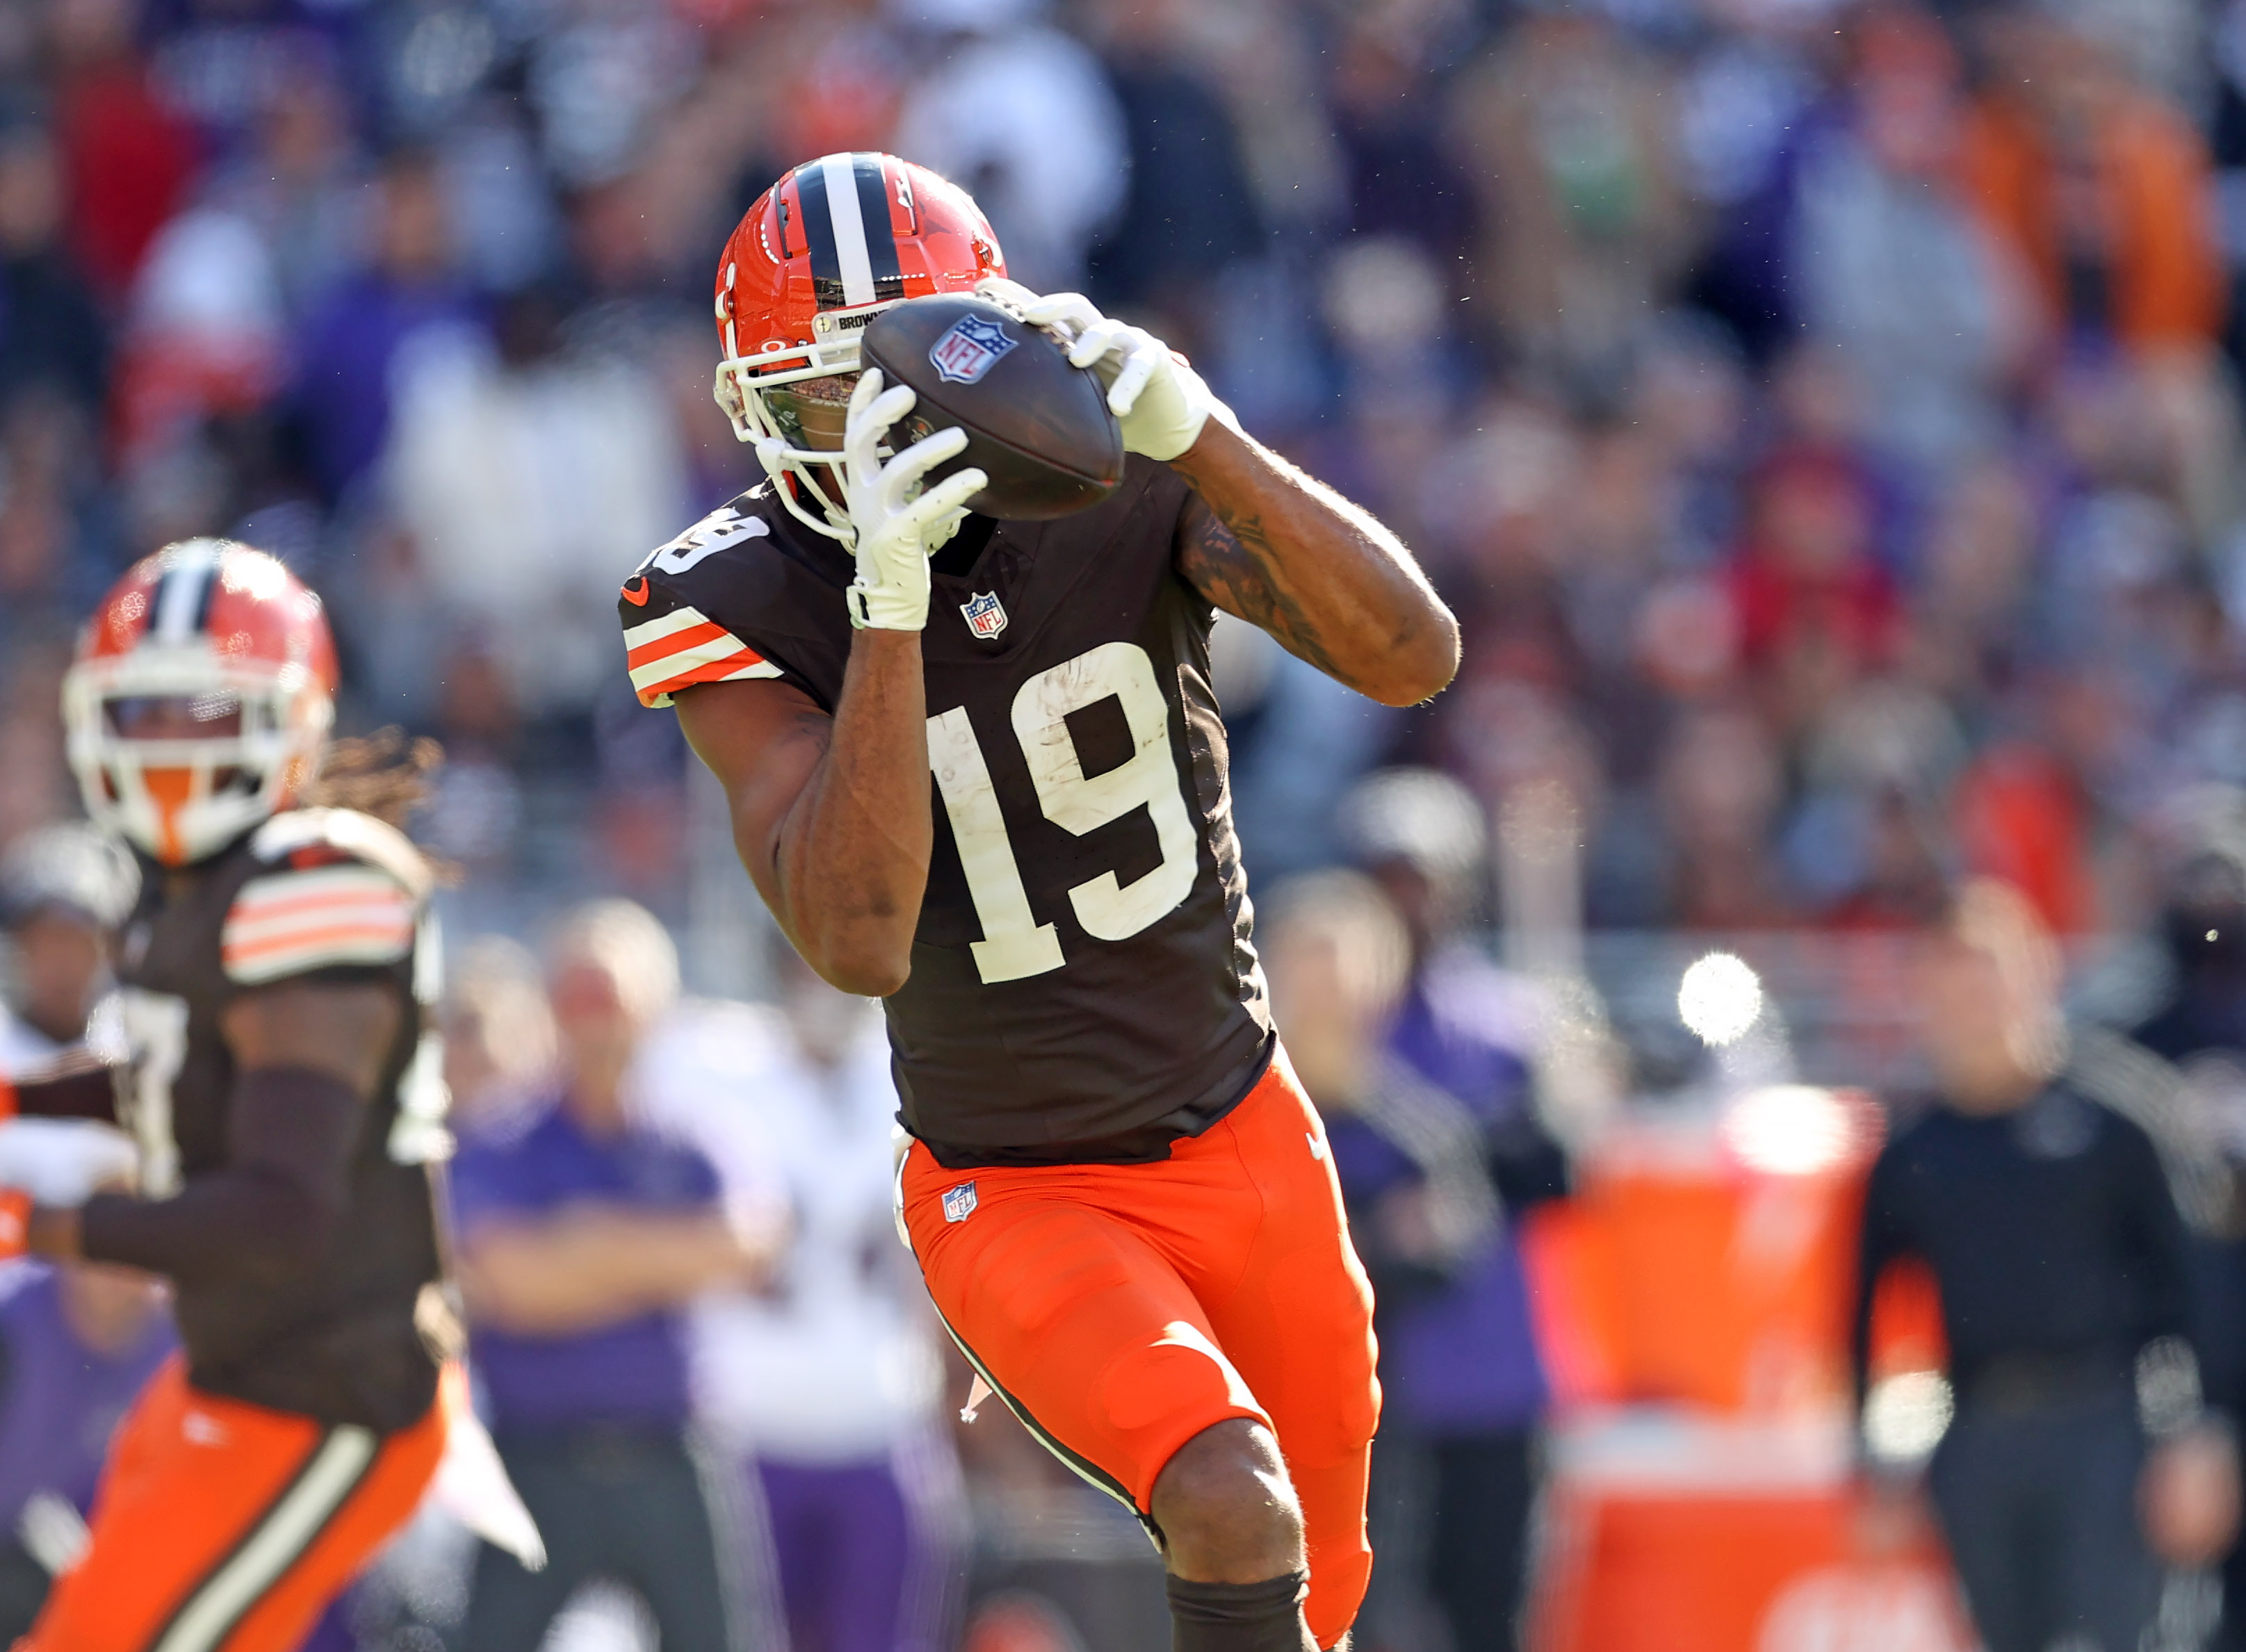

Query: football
[861,294,1125,521]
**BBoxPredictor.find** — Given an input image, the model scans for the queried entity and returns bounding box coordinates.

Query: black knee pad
[1167,1572,1316,1652]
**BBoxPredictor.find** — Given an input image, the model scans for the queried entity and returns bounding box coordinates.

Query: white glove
[0,1118,138,1206]
[979,280,1239,463]
[834,369,987,632]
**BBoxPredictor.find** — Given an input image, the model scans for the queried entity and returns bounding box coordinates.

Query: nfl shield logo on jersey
[929,316,1018,385]
[960,591,1008,639]
[943,1181,979,1223]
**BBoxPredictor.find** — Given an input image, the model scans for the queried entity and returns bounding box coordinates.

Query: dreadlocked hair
[302,728,443,835]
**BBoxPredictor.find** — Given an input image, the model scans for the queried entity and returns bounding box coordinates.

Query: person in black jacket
[1853,878,2239,1652]
[2128,844,2246,1649]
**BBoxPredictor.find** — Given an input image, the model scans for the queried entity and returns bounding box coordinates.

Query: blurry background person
[0,824,135,1073]
[1335,771,1569,1652]
[1262,869,1524,1652]
[448,899,775,1652]
[1851,878,2240,1652]
[645,940,964,1652]
[2126,841,2246,1650]
[0,1258,172,1639]
[440,935,560,1129]
[0,826,163,1642]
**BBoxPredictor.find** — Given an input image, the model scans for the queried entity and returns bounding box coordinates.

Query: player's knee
[1153,1418,1305,1583]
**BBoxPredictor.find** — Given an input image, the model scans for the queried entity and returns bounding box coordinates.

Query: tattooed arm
[1169,421,1458,708]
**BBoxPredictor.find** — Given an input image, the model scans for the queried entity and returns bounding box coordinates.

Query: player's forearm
[78,1167,336,1284]
[774,629,933,996]
[0,1062,121,1123]
[1169,422,1458,708]
[74,1064,364,1282]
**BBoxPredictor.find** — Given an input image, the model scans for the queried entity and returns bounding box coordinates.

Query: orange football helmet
[63,539,339,867]
[713,152,1005,540]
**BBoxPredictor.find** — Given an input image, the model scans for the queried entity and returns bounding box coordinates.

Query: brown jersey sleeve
[80,1064,366,1286]
[621,491,826,708]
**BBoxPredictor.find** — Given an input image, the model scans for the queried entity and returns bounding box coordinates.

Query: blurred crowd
[5,0,2246,938]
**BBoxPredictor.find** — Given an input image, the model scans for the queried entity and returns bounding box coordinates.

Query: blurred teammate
[3,539,453,1652]
[624,153,1458,1651]
[448,899,775,1652]
[1852,879,2240,1652]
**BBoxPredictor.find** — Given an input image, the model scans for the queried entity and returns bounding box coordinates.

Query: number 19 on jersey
[929,641,1199,985]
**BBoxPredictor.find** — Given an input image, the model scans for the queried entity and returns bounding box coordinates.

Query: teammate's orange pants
[19,1357,445,1652]
[900,1047,1380,1649]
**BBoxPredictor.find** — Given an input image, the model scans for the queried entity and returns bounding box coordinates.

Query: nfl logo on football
[929,316,1018,385]
[943,1181,979,1223]
[960,591,1007,639]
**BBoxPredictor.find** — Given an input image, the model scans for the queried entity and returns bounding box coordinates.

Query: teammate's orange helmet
[712,152,1005,539]
[63,539,338,867]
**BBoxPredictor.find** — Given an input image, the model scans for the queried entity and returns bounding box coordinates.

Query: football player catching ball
[621,153,1458,1652]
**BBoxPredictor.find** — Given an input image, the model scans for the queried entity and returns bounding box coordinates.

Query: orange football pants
[20,1357,445,1652]
[900,1048,1381,1649]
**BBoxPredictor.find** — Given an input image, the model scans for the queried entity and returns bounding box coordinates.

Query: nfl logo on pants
[943,1181,978,1223]
[960,592,1007,639]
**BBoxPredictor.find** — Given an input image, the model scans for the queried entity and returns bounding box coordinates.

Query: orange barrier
[1520,1088,1967,1652]
[1532,1454,1974,1652]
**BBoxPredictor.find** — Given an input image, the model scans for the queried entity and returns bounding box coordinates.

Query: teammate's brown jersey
[622,460,1272,1165]
[108,809,448,1429]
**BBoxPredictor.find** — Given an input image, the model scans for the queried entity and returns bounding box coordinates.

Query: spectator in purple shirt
[450,899,776,1652]
[290,147,483,507]
[1330,769,1572,1652]
[0,1261,174,1640]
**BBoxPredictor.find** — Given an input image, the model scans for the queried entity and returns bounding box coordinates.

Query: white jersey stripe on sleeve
[628,635,749,694]
[222,865,417,985]
[226,924,417,986]
[623,605,717,651]
[637,653,784,709]
[225,897,416,948]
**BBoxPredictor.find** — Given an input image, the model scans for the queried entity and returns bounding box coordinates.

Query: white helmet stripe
[151,543,221,642]
[820,152,877,309]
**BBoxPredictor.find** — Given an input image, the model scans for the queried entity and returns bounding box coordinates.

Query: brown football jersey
[622,459,1272,1166]
[108,809,448,1429]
